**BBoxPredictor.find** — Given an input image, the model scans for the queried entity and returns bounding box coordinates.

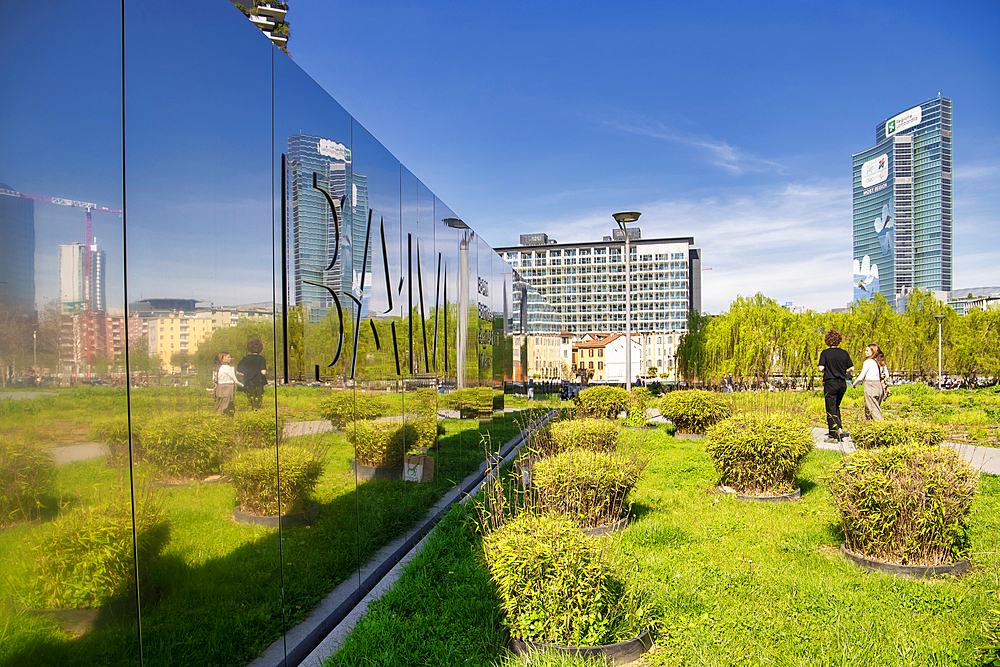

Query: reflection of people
[237,337,268,410]
[853,344,887,421]
[527,377,534,400]
[633,375,642,388]
[215,352,243,416]
[818,329,854,442]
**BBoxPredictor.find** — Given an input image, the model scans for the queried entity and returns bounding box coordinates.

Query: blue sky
[287,0,1000,313]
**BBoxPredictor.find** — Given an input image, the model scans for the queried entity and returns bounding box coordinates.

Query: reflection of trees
[0,301,34,385]
[128,337,163,373]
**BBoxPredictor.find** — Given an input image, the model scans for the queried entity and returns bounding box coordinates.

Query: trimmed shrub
[346,419,415,467]
[441,388,502,418]
[19,491,170,609]
[576,386,631,420]
[140,414,234,479]
[228,445,323,516]
[659,390,732,434]
[629,386,654,409]
[234,409,284,449]
[537,418,621,458]
[90,415,135,467]
[408,415,444,450]
[532,449,647,528]
[319,390,389,428]
[851,419,947,449]
[0,438,55,527]
[706,413,813,496]
[827,444,978,566]
[482,512,652,647]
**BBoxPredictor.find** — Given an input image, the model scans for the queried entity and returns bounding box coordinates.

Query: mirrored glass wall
[0,2,528,666]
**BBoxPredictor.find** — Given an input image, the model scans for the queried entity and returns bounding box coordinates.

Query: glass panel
[0,3,136,664]
[124,4,279,666]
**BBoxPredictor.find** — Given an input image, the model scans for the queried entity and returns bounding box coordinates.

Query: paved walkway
[810,427,1000,475]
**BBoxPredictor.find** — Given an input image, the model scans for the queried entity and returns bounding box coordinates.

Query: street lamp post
[935,314,945,390]
[613,211,641,387]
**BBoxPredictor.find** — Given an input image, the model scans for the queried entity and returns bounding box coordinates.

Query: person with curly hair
[236,337,268,410]
[818,329,854,442]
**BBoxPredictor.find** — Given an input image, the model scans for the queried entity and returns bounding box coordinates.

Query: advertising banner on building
[853,148,895,302]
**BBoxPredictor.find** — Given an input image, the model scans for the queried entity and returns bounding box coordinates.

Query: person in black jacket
[236,337,268,410]
[818,329,854,442]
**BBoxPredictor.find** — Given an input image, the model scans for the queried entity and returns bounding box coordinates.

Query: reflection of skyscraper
[0,184,35,312]
[59,241,106,313]
[853,97,952,303]
[288,133,353,323]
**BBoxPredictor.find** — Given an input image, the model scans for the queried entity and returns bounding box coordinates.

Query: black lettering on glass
[304,281,345,367]
[417,240,429,373]
[312,172,344,273]
[380,218,393,314]
[390,321,401,376]
[348,207,373,379]
[432,251,441,371]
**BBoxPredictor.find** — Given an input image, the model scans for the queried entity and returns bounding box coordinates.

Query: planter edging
[350,459,403,481]
[234,504,313,527]
[583,512,630,537]
[720,486,801,503]
[839,543,970,578]
[507,629,652,665]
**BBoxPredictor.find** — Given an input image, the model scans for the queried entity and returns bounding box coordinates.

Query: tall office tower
[288,133,353,323]
[59,241,106,313]
[497,230,701,334]
[0,184,35,312]
[852,96,952,303]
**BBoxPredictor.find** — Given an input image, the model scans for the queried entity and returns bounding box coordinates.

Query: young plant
[659,390,732,434]
[228,444,323,516]
[705,413,813,496]
[534,418,621,458]
[89,415,135,467]
[345,419,414,467]
[827,444,978,566]
[850,419,947,449]
[576,386,631,420]
[0,437,55,526]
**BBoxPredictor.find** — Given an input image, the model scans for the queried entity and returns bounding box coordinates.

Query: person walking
[818,329,854,442]
[853,343,887,421]
[215,352,243,416]
[237,337,268,410]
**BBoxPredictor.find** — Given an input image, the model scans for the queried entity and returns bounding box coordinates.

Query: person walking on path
[237,337,268,410]
[818,329,854,442]
[215,352,243,416]
[853,343,887,421]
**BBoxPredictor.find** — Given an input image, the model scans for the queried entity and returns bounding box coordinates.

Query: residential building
[526,330,577,379]
[232,1,289,51]
[144,305,273,371]
[498,228,702,335]
[853,96,952,303]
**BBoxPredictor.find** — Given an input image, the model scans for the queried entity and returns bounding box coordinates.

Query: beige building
[147,306,272,372]
[526,330,577,379]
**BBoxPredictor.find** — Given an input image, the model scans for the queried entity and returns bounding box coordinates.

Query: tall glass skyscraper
[852,96,952,302]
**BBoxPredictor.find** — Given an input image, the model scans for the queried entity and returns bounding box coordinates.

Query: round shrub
[629,386,654,409]
[319,390,389,428]
[532,449,647,528]
[408,415,443,450]
[538,418,621,457]
[19,491,170,609]
[482,512,652,647]
[0,438,55,526]
[660,389,732,434]
[705,413,813,495]
[234,409,284,449]
[140,414,234,479]
[346,419,414,467]
[89,414,135,467]
[851,419,947,450]
[576,386,631,420]
[827,444,977,566]
[228,445,323,516]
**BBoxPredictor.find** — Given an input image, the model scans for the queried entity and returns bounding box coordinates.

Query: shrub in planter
[0,438,55,526]
[442,388,479,418]
[531,448,647,528]
[18,491,170,609]
[319,390,389,428]
[482,512,653,647]
[850,419,947,450]
[705,413,813,496]
[576,386,631,420]
[234,409,284,449]
[228,445,323,516]
[346,419,415,467]
[141,414,233,479]
[536,418,621,458]
[407,415,444,450]
[827,444,977,566]
[90,415,136,467]
[659,390,732,434]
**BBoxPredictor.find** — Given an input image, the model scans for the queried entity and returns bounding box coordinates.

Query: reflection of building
[498,229,702,334]
[232,1,290,51]
[0,184,35,312]
[59,241,106,313]
[59,310,125,371]
[853,97,952,303]
[569,331,680,384]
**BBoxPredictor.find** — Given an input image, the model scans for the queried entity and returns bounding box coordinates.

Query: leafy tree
[676,309,710,383]
[170,350,193,373]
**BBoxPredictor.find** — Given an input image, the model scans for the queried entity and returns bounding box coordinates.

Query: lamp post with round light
[935,314,945,390]
[613,211,641,387]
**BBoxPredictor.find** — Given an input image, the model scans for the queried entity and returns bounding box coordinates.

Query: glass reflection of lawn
[0,386,530,667]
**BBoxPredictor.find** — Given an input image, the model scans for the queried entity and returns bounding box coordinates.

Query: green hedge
[228,446,323,516]
[482,512,652,646]
[442,388,502,418]
[659,389,732,433]
[576,386,631,420]
[538,418,621,457]
[532,449,646,528]
[19,491,170,609]
[705,413,813,496]
[0,438,55,526]
[850,419,947,450]
[827,444,977,566]
[345,419,414,467]
[319,390,390,428]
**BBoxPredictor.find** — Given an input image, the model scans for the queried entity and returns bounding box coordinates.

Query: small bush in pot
[407,415,444,450]
[141,414,233,480]
[535,418,620,458]
[233,409,284,449]
[346,419,415,467]
[319,390,389,428]
[850,419,947,450]
[659,390,732,434]
[0,437,55,527]
[482,512,653,647]
[228,445,323,516]
[705,413,813,496]
[576,386,631,420]
[827,444,977,566]
[531,448,647,529]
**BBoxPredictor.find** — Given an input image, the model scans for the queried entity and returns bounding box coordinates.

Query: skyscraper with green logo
[852,96,952,304]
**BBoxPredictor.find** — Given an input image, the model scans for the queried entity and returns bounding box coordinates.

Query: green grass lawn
[328,428,1000,667]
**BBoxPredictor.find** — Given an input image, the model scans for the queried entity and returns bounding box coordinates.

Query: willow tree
[676,309,710,383]
[948,305,1000,384]
[704,294,802,386]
